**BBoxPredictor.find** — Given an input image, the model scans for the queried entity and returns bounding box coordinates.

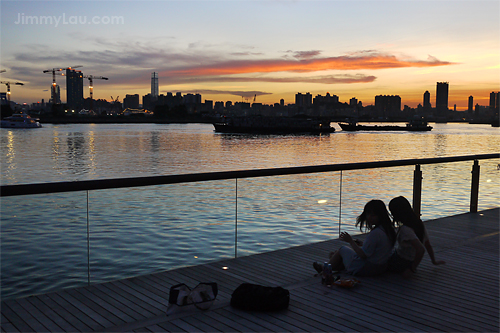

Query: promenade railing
[1,153,498,300]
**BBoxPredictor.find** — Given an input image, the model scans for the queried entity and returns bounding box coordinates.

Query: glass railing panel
[337,166,415,232]
[86,180,236,284]
[478,159,500,210]
[422,160,500,218]
[1,192,88,301]
[236,172,342,256]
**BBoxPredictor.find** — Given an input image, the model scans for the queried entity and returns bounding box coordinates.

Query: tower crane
[82,75,108,112]
[43,66,82,104]
[1,81,24,102]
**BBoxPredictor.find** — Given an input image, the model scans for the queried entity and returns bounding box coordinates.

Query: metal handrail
[1,153,498,197]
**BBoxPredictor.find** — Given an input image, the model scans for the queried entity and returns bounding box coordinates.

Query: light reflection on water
[1,123,499,300]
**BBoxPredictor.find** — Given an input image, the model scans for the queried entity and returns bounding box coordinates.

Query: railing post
[87,190,90,286]
[235,178,238,258]
[470,160,480,213]
[413,164,422,216]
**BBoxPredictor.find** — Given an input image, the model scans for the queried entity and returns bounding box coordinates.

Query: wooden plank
[1,209,498,333]
[1,302,37,333]
[37,294,94,332]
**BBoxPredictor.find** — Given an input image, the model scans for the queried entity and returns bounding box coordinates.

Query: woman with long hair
[388,196,445,277]
[314,199,397,277]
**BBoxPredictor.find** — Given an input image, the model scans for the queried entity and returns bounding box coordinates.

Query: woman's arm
[340,232,367,259]
[409,239,425,272]
[424,239,446,265]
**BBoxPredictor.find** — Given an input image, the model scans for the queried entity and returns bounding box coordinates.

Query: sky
[1,0,499,110]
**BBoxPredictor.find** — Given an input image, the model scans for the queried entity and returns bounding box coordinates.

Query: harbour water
[1,122,499,300]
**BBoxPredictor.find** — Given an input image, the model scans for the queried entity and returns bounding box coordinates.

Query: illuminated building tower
[468,96,473,114]
[423,91,431,109]
[50,84,61,104]
[151,72,159,100]
[66,68,83,111]
[435,82,449,118]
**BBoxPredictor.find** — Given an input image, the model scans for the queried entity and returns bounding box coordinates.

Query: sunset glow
[1,1,498,110]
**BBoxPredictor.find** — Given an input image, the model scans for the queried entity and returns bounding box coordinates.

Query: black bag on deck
[230,283,289,311]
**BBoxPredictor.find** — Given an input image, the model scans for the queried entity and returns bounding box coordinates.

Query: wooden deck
[2,208,498,332]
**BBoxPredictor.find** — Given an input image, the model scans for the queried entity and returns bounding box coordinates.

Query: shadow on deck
[2,208,499,332]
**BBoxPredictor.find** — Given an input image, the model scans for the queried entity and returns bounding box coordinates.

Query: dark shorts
[387,251,413,273]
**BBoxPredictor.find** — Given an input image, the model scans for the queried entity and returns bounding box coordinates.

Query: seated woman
[387,196,445,278]
[314,199,396,277]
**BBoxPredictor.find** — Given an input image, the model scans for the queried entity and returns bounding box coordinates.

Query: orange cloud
[163,52,454,77]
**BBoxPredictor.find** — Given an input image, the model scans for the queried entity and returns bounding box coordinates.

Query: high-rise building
[375,95,401,118]
[295,92,312,108]
[423,91,431,109]
[468,96,473,114]
[489,91,499,111]
[123,94,140,109]
[151,72,158,100]
[435,82,449,117]
[50,84,61,104]
[66,69,83,110]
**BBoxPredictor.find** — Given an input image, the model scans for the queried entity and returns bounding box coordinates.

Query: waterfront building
[468,96,473,114]
[151,72,158,100]
[375,95,401,118]
[123,94,140,109]
[490,91,499,111]
[423,90,431,109]
[49,84,61,104]
[436,82,449,118]
[66,68,83,111]
[142,93,153,110]
[295,92,312,108]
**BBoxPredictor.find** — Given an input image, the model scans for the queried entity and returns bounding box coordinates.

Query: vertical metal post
[338,170,343,237]
[470,160,480,213]
[413,165,422,217]
[87,190,90,286]
[235,178,238,258]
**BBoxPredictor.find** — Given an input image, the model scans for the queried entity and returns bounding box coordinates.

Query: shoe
[313,261,323,274]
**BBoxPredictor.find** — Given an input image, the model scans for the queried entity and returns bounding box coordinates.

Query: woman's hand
[339,232,353,244]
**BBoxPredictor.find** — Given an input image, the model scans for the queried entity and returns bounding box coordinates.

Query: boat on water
[1,113,43,128]
[213,116,335,134]
[338,119,432,132]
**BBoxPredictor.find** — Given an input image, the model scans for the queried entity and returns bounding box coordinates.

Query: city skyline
[1,1,499,110]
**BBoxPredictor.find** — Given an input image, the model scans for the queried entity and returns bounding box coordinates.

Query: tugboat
[1,112,42,128]
[213,115,335,134]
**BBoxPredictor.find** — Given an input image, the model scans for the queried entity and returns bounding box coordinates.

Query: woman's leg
[328,250,345,271]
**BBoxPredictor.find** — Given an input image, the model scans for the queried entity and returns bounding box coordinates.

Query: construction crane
[1,81,24,102]
[82,75,108,112]
[43,66,82,104]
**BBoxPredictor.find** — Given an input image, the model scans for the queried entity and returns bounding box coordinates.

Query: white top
[362,226,393,264]
[395,225,428,261]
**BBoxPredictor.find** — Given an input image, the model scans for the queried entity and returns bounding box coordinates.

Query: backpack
[230,283,289,311]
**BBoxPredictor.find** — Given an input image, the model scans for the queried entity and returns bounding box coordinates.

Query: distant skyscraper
[295,92,312,107]
[468,96,473,114]
[435,82,449,117]
[489,91,499,111]
[375,95,401,118]
[151,72,158,100]
[51,84,61,104]
[423,91,431,109]
[66,69,83,110]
